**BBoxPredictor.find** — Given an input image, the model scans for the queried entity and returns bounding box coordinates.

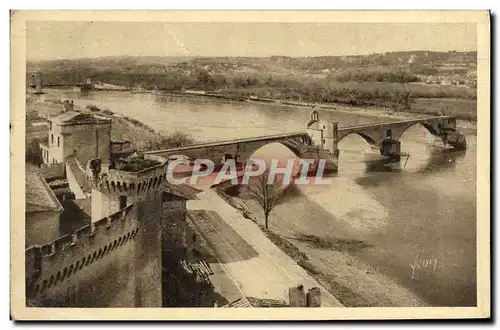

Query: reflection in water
[363,148,467,174]
[416,149,466,174]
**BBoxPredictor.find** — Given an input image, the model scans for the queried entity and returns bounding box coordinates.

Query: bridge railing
[144,132,307,154]
[339,116,454,130]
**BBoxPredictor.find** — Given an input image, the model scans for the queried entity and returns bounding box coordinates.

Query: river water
[41,90,477,306]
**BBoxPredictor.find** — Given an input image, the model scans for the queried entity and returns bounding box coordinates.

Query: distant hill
[26,51,477,121]
[26,51,477,89]
[27,51,476,73]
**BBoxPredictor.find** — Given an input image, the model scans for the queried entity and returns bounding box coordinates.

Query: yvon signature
[410,252,438,280]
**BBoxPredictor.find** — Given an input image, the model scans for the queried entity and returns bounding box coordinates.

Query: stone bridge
[336,117,466,149]
[145,132,316,166]
[145,110,467,172]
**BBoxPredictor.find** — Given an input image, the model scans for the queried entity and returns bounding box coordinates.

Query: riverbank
[156,90,477,133]
[214,184,429,307]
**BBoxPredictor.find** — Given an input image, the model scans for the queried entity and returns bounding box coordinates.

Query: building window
[57,136,60,147]
[51,134,54,144]
[119,195,127,210]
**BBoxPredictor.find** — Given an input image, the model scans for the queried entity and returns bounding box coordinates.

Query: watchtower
[41,109,112,166]
[305,108,339,155]
[86,153,168,307]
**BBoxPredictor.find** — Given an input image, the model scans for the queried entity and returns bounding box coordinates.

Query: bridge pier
[296,148,339,178]
[442,130,467,149]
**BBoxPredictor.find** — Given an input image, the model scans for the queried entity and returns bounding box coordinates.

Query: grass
[411,97,477,121]
[294,234,372,252]
[113,157,162,172]
[260,226,320,276]
[217,84,477,121]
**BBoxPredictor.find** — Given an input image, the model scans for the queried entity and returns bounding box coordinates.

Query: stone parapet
[25,204,139,300]
[86,154,168,196]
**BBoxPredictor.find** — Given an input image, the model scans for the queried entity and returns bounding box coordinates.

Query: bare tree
[247,170,285,230]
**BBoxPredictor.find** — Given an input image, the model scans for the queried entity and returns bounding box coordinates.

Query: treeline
[334,69,419,83]
[222,86,415,110]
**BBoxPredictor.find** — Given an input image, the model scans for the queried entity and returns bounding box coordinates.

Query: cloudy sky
[26,21,477,60]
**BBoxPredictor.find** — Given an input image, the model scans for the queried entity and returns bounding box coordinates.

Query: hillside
[26,51,477,120]
[27,51,477,87]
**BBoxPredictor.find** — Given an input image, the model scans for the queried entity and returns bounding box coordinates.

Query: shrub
[146,131,195,150]
[101,109,114,116]
[86,104,101,112]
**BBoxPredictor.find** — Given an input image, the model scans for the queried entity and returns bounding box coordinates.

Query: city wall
[25,204,140,307]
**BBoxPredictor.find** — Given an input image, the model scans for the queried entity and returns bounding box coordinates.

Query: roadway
[186,187,344,307]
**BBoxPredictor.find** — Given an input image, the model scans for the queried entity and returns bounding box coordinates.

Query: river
[40,90,477,306]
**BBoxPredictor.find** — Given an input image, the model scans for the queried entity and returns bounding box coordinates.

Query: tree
[247,170,285,230]
[197,69,211,89]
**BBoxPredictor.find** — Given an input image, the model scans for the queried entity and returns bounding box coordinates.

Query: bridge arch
[238,140,304,168]
[393,121,443,141]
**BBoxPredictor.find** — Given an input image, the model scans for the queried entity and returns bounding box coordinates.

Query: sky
[26,21,477,61]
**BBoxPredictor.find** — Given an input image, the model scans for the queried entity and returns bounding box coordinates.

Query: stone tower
[41,109,112,166]
[304,108,340,173]
[305,108,339,154]
[87,153,168,307]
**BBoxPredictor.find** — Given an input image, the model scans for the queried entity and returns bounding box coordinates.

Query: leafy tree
[247,170,284,230]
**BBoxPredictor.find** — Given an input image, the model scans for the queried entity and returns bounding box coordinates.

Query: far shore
[139,89,478,132]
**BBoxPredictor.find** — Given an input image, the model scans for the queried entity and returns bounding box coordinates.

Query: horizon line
[27,49,478,63]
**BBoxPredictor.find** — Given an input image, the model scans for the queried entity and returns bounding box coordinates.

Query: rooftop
[25,167,64,214]
[222,297,289,308]
[112,154,163,172]
[49,110,111,126]
[59,198,91,236]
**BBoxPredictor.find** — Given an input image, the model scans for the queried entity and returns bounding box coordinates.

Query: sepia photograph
[10,10,490,320]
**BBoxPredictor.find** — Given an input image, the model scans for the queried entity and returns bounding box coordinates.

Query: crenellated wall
[87,155,168,222]
[91,164,167,196]
[25,204,140,307]
[84,154,167,307]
